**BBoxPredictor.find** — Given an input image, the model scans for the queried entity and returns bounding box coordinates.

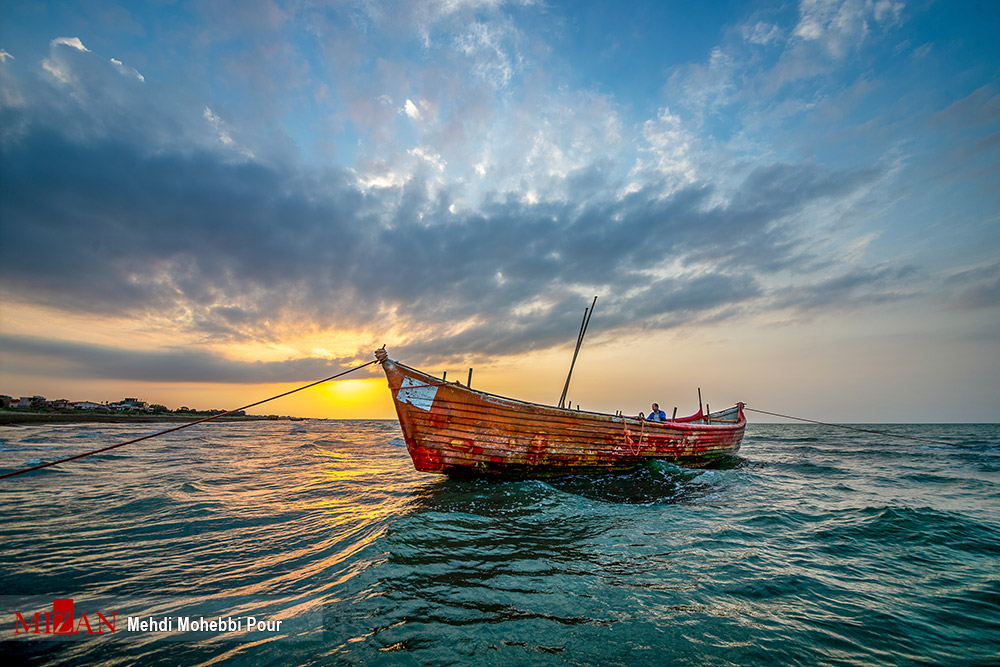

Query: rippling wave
[1,421,998,666]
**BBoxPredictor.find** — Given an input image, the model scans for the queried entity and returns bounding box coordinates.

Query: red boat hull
[380,358,745,478]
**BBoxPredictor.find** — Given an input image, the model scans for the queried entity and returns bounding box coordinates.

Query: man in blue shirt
[647,403,667,421]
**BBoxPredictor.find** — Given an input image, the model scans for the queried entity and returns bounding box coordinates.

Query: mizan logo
[14,599,117,635]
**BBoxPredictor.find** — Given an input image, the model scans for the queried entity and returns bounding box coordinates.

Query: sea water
[1,421,998,666]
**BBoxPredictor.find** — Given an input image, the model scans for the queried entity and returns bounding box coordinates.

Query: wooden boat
[375,348,746,478]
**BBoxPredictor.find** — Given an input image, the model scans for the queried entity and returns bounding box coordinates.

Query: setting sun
[314,378,394,419]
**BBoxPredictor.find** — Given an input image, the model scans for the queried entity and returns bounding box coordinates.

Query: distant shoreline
[0,412,303,426]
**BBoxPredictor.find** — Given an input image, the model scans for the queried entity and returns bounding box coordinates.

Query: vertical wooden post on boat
[467,368,473,387]
[442,371,447,381]
[558,296,597,409]
[672,407,677,420]
[706,404,710,424]
[698,388,703,415]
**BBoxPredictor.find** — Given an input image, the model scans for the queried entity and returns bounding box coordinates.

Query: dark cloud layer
[0,45,915,382]
[0,333,364,383]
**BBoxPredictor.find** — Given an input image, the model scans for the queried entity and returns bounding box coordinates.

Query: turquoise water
[1,421,998,666]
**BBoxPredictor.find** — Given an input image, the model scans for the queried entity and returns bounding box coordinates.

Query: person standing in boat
[647,403,667,421]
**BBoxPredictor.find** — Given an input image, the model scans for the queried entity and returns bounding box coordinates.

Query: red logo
[14,599,117,635]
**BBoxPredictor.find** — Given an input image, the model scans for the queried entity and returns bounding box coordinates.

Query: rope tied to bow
[0,357,381,480]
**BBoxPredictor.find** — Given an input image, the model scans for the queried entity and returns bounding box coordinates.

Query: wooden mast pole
[558,296,597,409]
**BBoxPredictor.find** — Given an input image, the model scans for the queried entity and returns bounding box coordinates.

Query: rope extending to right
[744,407,958,447]
[0,358,381,480]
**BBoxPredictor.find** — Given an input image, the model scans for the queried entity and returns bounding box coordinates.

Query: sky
[0,0,998,422]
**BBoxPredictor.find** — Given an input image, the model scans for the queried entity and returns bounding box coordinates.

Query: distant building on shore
[1,395,227,415]
[71,401,106,411]
[109,397,150,412]
[18,396,47,409]
[1,395,151,412]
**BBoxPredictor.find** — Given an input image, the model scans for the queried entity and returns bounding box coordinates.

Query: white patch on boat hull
[398,376,438,412]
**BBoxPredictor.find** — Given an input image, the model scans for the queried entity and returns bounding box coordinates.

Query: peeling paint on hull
[380,358,746,478]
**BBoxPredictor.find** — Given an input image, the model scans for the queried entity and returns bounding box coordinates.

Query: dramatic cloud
[51,37,90,52]
[0,112,899,377]
[793,0,903,56]
[0,333,360,384]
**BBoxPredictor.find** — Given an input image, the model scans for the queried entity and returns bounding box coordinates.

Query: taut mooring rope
[744,407,958,447]
[0,358,380,480]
